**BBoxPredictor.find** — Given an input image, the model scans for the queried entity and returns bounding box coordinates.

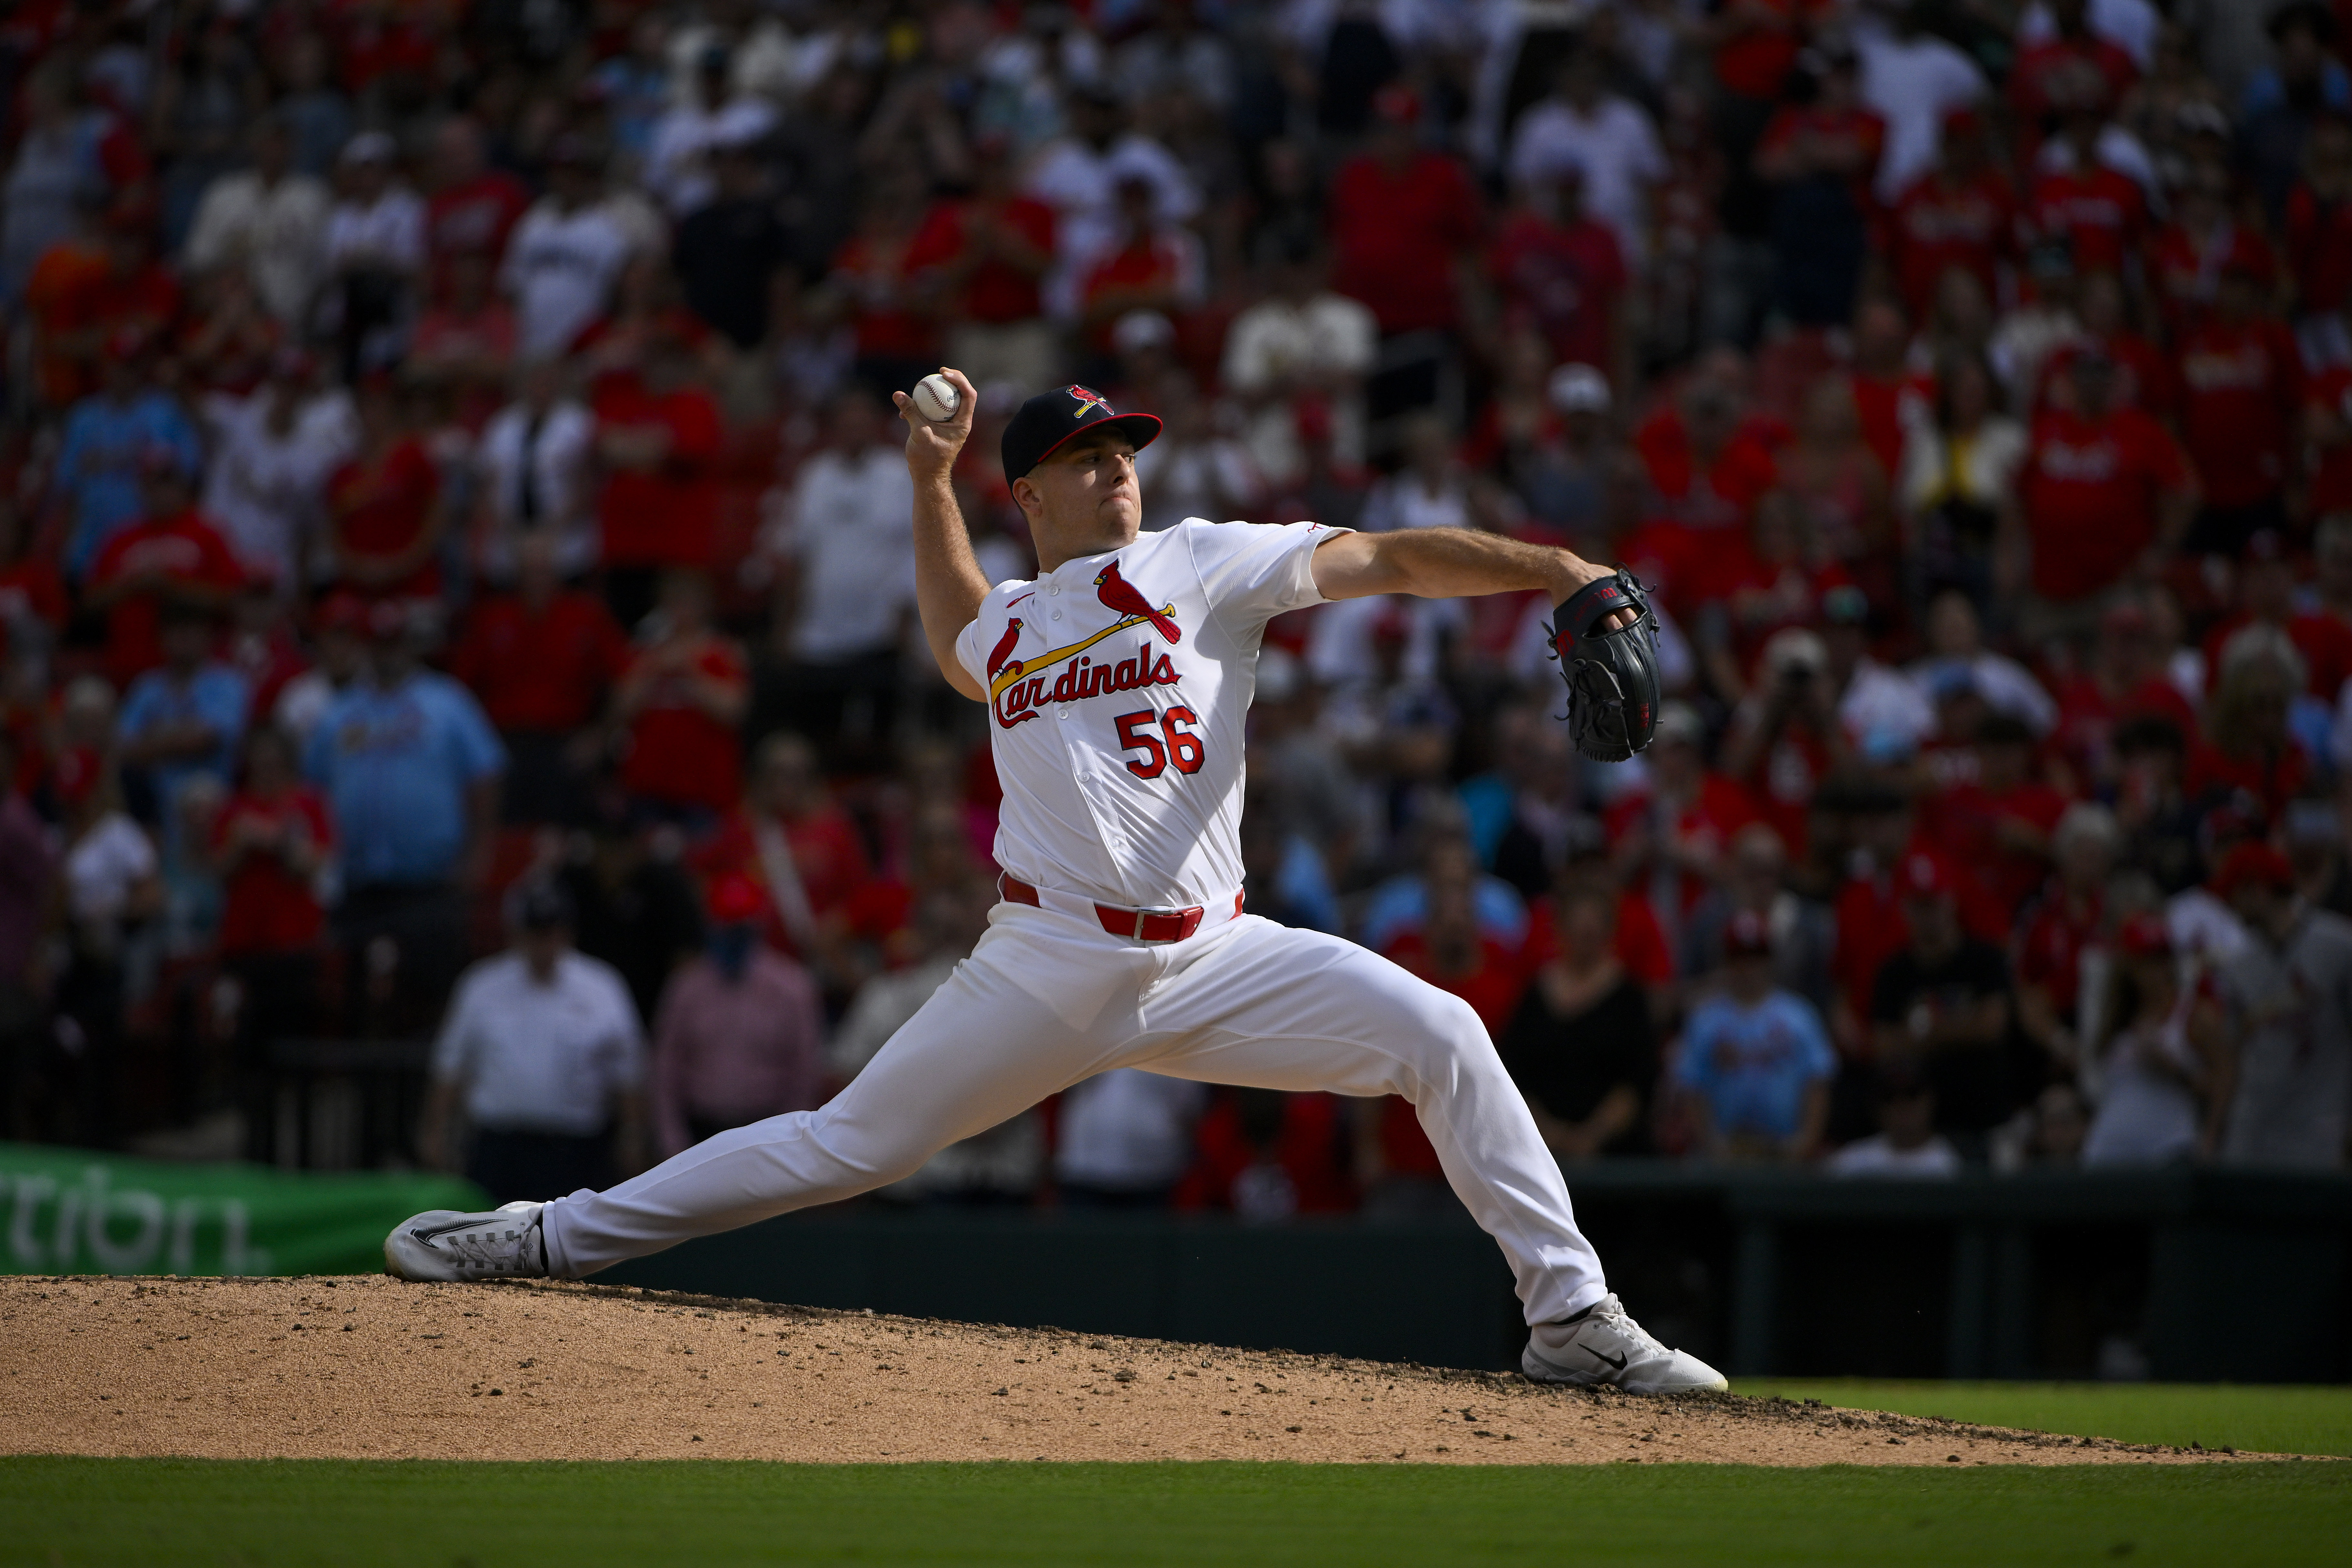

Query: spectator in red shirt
[2312,515,2352,635]
[0,495,68,639]
[1781,374,1898,612]
[322,377,445,602]
[1918,713,2071,913]
[449,532,629,825]
[594,328,724,629]
[1482,164,1630,393]
[2188,625,2313,819]
[1178,1088,1359,1218]
[2023,111,2149,278]
[2301,358,2352,516]
[2151,161,2280,344]
[2047,596,2201,789]
[84,458,246,690]
[2014,349,2196,609]
[613,568,749,825]
[915,135,1059,398]
[2198,530,2352,701]
[1844,298,1935,481]
[1887,108,2014,322]
[1693,492,1855,699]
[696,730,875,973]
[332,0,437,100]
[1381,838,1531,1035]
[211,723,332,1163]
[1326,86,1483,340]
[1633,348,1783,538]
[2014,802,2118,1075]
[828,165,943,398]
[1607,702,1761,917]
[1720,629,1851,859]
[1753,41,1885,327]
[37,198,182,410]
[423,115,529,303]
[2007,0,2138,156]
[1365,840,1523,1213]
[1078,175,1207,357]
[2174,264,2302,553]
[2283,114,2352,368]
[2034,269,2172,419]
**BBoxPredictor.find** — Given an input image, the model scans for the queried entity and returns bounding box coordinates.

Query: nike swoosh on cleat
[409,1218,513,1243]
[1588,1347,1627,1371]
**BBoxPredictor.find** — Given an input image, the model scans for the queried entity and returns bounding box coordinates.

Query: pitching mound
[0,1276,2270,1465]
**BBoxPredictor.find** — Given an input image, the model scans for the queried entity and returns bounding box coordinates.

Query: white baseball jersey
[954,518,1343,911]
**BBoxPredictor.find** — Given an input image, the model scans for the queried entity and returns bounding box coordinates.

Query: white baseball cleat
[384,1201,550,1282]
[1522,1293,1730,1394]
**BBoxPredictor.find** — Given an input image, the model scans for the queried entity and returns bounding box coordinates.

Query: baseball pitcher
[386,371,1723,1393]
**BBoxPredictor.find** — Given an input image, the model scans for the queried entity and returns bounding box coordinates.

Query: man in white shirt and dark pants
[421,880,648,1204]
[760,387,917,752]
[501,137,634,360]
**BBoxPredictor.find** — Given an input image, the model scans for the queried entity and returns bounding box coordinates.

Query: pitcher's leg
[1139,919,1606,1324]
[541,947,1100,1277]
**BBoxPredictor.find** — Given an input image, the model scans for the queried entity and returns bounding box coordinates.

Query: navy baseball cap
[1000,384,1162,486]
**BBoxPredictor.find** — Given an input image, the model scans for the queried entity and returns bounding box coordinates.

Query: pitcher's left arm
[1309,526,1622,615]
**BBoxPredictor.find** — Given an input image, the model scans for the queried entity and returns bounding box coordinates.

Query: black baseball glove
[1547,568,1663,763]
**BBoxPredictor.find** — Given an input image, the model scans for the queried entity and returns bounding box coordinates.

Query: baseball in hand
[911,373,961,422]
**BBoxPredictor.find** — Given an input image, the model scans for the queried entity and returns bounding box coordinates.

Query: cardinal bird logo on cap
[1067,384,1112,419]
[985,618,1025,681]
[1095,561,1181,644]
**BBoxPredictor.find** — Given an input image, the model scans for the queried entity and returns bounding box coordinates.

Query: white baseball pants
[539,896,1609,1325]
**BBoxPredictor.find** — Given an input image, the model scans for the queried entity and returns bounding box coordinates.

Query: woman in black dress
[1499,880,1658,1158]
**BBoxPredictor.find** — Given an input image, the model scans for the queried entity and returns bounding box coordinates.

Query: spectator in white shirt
[1221,236,1378,488]
[51,744,162,1148]
[1505,45,1667,265]
[1361,411,1471,534]
[1022,86,1200,321]
[1055,1069,1211,1207]
[645,46,780,218]
[1907,591,2058,735]
[422,879,648,1204]
[1132,369,1260,533]
[758,387,916,746]
[182,116,331,326]
[1828,1066,1965,1177]
[472,358,599,582]
[1857,8,1987,202]
[199,349,356,589]
[323,132,427,380]
[501,137,634,359]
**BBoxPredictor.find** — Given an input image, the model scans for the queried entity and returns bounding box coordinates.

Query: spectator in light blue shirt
[117,604,251,845]
[48,349,204,581]
[305,606,505,1032]
[1677,909,1837,1161]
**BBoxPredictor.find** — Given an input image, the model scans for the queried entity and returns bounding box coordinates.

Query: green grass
[0,1459,2344,1567]
[1733,1382,2352,1458]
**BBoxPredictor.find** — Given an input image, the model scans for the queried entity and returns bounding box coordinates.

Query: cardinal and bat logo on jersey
[987,560,1182,729]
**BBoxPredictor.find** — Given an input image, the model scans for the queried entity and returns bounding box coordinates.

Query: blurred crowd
[0,0,2348,1211]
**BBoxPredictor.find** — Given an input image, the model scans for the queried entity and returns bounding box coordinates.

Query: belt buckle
[1132,908,1151,942]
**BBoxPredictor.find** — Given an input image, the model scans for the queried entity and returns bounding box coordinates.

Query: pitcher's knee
[1391,990,1497,1088]
[805,1110,935,1190]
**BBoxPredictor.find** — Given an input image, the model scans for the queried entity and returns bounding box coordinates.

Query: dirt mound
[0,1276,2271,1465]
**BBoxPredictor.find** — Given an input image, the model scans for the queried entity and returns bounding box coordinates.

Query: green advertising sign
[0,1143,487,1277]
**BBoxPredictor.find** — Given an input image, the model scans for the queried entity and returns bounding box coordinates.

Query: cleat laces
[1579,1296,1667,1361]
[440,1221,536,1276]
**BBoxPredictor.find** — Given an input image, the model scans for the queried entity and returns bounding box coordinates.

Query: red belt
[999,875,1242,943]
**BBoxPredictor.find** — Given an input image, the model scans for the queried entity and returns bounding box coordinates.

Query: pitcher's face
[1017,431,1142,565]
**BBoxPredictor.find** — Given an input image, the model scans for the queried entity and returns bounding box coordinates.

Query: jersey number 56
[1115,707,1205,779]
